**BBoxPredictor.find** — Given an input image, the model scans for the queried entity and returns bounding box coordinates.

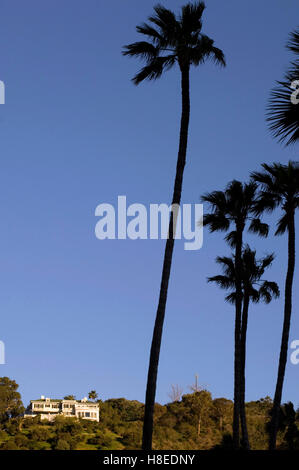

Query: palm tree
[88,390,98,402]
[123,2,225,450]
[251,161,299,450]
[208,246,279,449]
[267,30,299,145]
[202,180,268,448]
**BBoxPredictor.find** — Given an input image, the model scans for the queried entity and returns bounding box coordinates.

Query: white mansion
[24,396,100,422]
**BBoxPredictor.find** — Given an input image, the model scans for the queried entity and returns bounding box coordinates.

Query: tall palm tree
[208,246,279,449]
[123,2,225,450]
[251,161,299,450]
[267,30,299,145]
[202,180,268,448]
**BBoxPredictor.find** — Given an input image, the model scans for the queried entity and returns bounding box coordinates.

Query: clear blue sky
[0,0,298,409]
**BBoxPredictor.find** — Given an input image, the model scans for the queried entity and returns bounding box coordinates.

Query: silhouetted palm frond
[132,55,176,85]
[202,180,268,241]
[180,2,205,35]
[251,161,299,235]
[287,31,299,54]
[248,218,269,237]
[207,274,234,290]
[123,2,225,84]
[203,212,230,232]
[224,230,237,248]
[267,29,299,145]
[122,41,159,60]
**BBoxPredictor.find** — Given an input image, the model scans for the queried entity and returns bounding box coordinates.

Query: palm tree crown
[122,2,225,84]
[202,180,269,241]
[208,246,279,305]
[267,30,299,145]
[252,161,299,234]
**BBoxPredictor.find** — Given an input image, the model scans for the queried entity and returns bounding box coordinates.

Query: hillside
[1,390,298,450]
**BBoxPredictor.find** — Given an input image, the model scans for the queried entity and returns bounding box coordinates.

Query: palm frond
[207,274,234,289]
[252,161,299,235]
[132,55,176,85]
[251,169,275,190]
[224,230,237,248]
[190,35,226,66]
[248,218,269,237]
[122,41,159,60]
[261,281,280,298]
[225,292,237,304]
[148,4,179,47]
[180,2,205,35]
[259,281,280,304]
[252,191,281,215]
[136,22,164,45]
[201,190,227,210]
[267,28,299,146]
[287,30,299,55]
[215,255,235,274]
[275,213,289,235]
[203,213,230,232]
[249,287,260,303]
[260,253,275,270]
[267,80,299,146]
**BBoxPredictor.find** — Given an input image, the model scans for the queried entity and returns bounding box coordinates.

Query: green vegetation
[1,378,299,450]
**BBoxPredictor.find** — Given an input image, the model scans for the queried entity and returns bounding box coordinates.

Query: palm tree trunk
[233,225,244,449]
[269,210,296,450]
[142,65,190,451]
[240,292,250,449]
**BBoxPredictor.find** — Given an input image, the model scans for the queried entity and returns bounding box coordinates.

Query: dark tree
[123,2,225,450]
[252,161,299,450]
[209,246,279,449]
[202,180,268,448]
